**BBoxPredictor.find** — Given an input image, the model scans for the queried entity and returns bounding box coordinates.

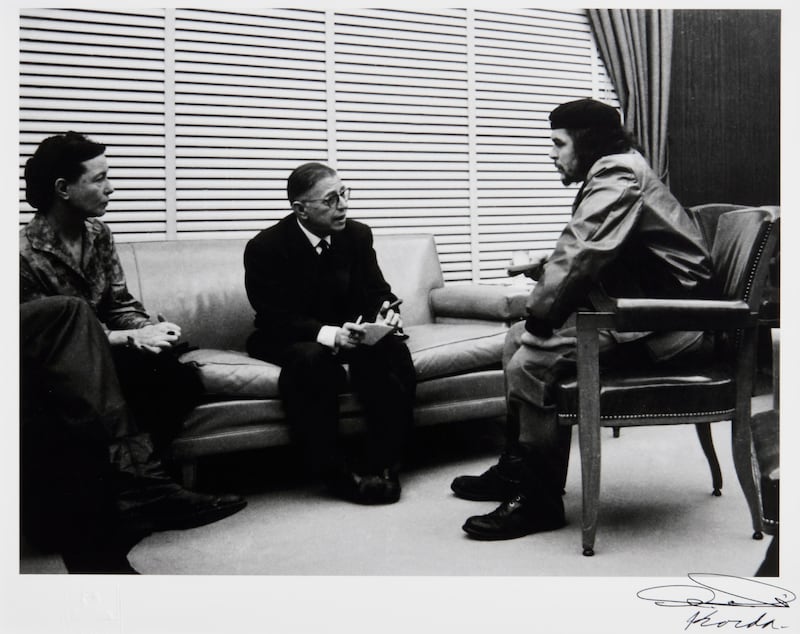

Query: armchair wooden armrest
[576,298,756,333]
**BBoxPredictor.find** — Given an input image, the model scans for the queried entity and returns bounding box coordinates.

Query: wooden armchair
[553,206,780,556]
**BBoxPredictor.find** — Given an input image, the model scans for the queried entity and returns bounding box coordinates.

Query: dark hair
[569,126,638,178]
[24,131,106,212]
[287,162,337,203]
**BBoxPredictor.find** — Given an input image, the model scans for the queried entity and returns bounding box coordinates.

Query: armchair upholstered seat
[553,206,780,556]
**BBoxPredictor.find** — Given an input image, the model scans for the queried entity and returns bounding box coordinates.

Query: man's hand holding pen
[337,299,404,349]
[338,315,366,350]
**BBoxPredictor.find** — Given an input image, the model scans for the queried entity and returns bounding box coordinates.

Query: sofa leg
[180,461,198,489]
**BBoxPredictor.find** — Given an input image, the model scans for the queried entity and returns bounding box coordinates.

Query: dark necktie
[317,239,329,255]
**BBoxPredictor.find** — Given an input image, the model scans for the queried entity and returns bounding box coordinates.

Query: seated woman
[19,132,247,573]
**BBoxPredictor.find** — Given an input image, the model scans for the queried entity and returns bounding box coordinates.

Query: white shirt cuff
[317,325,339,349]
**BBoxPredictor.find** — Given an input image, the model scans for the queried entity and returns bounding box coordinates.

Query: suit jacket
[244,214,396,361]
[526,150,715,361]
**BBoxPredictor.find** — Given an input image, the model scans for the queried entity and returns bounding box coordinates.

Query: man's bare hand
[376,300,402,329]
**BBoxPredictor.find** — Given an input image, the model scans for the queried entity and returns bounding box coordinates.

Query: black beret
[549,98,621,130]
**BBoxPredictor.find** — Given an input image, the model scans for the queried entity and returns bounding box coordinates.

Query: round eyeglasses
[299,187,351,209]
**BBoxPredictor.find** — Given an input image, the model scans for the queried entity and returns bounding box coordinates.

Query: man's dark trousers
[268,334,416,476]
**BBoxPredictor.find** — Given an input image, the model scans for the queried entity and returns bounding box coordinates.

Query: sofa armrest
[430,284,528,323]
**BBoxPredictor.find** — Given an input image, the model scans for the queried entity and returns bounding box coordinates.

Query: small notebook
[361,323,395,346]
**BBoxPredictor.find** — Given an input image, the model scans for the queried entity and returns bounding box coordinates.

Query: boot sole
[450,482,517,502]
[461,519,566,541]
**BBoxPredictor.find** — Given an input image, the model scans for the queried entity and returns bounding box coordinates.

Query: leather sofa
[116,234,528,486]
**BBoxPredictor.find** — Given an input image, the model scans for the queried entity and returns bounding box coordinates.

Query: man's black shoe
[127,489,247,532]
[368,468,401,504]
[451,453,523,501]
[328,469,401,505]
[462,494,565,541]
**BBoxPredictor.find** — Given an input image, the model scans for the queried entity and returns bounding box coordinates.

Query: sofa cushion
[404,323,507,380]
[182,322,508,398]
[181,349,281,398]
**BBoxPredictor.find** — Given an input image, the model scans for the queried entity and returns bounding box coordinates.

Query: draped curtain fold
[587,9,673,182]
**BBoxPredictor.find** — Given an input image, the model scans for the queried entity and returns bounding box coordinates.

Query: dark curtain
[587,9,673,182]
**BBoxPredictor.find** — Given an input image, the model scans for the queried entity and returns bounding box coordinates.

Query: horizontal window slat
[21,109,164,125]
[338,113,470,127]
[334,12,465,37]
[21,16,164,40]
[335,65,467,85]
[20,74,164,92]
[478,214,571,224]
[176,28,325,53]
[177,147,326,160]
[175,115,326,130]
[474,9,590,31]
[20,51,164,71]
[21,62,164,82]
[334,92,468,108]
[20,140,165,157]
[175,83,324,101]
[21,98,165,114]
[176,8,325,31]
[175,60,324,79]
[337,141,469,153]
[21,31,163,53]
[178,20,325,43]
[174,169,300,180]
[335,22,465,47]
[475,64,594,84]
[177,158,327,170]
[335,102,467,116]
[177,138,326,151]
[175,48,325,70]
[334,42,465,65]
[342,8,466,27]
[21,86,165,104]
[476,50,588,72]
[173,230,261,240]
[176,200,285,211]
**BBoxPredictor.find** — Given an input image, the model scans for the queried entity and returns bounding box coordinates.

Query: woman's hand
[108,315,182,354]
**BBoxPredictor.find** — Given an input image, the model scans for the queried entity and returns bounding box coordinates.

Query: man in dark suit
[244,162,416,505]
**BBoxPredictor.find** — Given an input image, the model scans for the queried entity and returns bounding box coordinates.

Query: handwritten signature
[637,574,795,630]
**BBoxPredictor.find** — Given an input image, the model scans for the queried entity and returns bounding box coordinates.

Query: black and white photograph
[3,1,797,633]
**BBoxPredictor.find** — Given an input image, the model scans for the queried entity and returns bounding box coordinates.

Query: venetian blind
[172,8,329,238]
[19,7,617,281]
[19,8,168,240]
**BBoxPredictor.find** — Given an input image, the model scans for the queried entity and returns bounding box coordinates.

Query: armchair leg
[695,423,723,495]
[577,319,602,557]
[730,413,764,539]
[579,420,601,557]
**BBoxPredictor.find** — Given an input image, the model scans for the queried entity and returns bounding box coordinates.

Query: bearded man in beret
[451,98,716,540]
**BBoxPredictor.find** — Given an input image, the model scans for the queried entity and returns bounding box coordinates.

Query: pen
[385,298,403,312]
[355,315,363,325]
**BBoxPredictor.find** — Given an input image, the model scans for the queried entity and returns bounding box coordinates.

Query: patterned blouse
[20,213,152,330]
